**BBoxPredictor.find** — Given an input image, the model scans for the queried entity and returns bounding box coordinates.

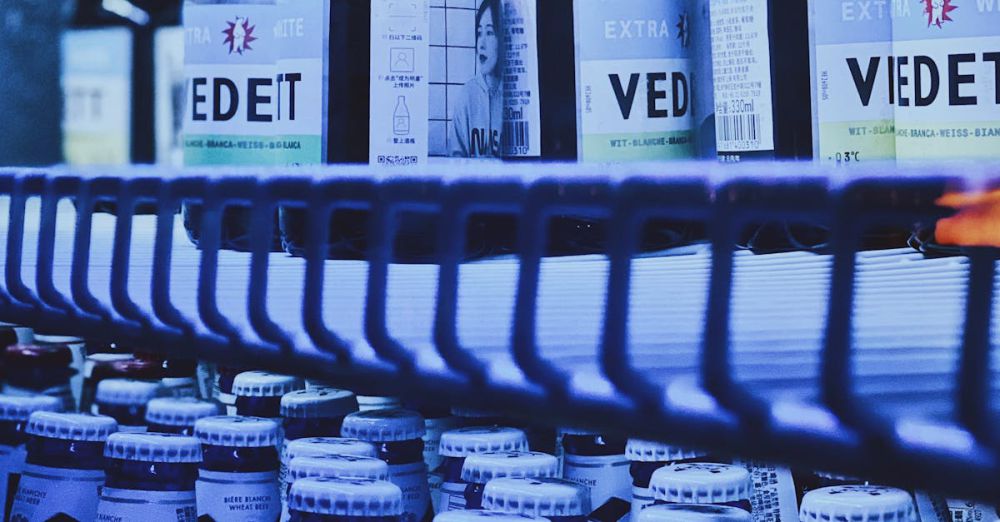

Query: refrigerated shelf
[1,162,998,500]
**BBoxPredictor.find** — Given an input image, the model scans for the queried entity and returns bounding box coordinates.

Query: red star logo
[222,16,257,54]
[922,0,957,28]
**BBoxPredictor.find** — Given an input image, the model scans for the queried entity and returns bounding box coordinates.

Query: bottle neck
[4,366,73,389]
[283,416,345,441]
[373,439,424,465]
[26,435,105,470]
[105,458,199,491]
[98,403,148,429]
[289,513,399,522]
[235,396,283,418]
[653,498,754,514]
[201,444,279,473]
[146,423,194,436]
[0,419,27,446]
[441,456,465,483]
[562,434,626,456]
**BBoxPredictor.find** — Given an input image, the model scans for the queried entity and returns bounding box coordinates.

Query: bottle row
[0,322,994,521]
[61,0,1000,169]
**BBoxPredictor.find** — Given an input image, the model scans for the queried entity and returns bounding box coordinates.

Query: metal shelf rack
[2,162,998,500]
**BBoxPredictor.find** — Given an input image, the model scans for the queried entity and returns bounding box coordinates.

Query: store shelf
[2,163,999,499]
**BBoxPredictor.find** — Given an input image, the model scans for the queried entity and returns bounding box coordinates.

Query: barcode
[503,120,530,155]
[718,113,762,144]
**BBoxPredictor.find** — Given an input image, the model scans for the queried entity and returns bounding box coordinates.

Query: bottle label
[563,453,631,513]
[369,0,541,165]
[500,0,542,158]
[218,392,238,416]
[0,444,26,521]
[161,377,199,398]
[438,480,468,513]
[9,464,104,521]
[892,2,1000,161]
[629,485,654,522]
[913,492,952,522]
[183,1,281,166]
[735,460,799,522]
[274,0,328,165]
[423,416,460,513]
[810,0,896,164]
[388,461,430,522]
[197,469,281,521]
[709,0,776,158]
[574,0,694,162]
[2,384,75,415]
[155,26,187,168]
[97,487,197,521]
[61,28,132,166]
[369,0,430,167]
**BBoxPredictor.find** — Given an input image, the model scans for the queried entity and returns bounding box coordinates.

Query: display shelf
[1,162,998,500]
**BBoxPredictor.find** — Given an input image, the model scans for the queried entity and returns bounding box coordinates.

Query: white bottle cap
[0,394,63,421]
[95,378,164,406]
[461,451,559,484]
[26,411,118,441]
[32,334,83,344]
[799,485,916,522]
[434,511,547,522]
[289,454,389,483]
[145,397,221,428]
[285,437,378,461]
[194,415,281,448]
[638,504,753,522]
[104,432,202,463]
[281,388,359,419]
[482,477,590,517]
[341,409,425,442]
[231,371,304,398]
[439,426,528,457]
[288,477,403,517]
[650,463,752,505]
[625,439,707,462]
[356,395,402,411]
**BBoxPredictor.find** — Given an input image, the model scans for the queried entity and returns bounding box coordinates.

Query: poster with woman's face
[427,0,538,159]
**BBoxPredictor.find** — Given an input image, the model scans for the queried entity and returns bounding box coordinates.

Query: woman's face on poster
[477,5,499,76]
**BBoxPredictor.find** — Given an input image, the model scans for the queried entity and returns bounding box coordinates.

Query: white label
[197,469,281,521]
[389,461,430,522]
[274,0,328,165]
[736,460,799,522]
[155,26,186,167]
[915,492,999,522]
[9,464,104,521]
[439,480,468,513]
[710,0,776,155]
[61,28,133,166]
[629,485,654,522]
[500,0,542,157]
[97,487,197,521]
[183,2,280,166]
[13,328,34,344]
[218,392,238,416]
[0,444,26,521]
[563,453,631,515]
[424,416,459,514]
[3,384,75,413]
[580,58,694,128]
[369,0,430,166]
